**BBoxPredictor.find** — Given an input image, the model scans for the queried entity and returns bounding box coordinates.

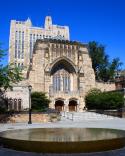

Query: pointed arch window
[53,68,70,92]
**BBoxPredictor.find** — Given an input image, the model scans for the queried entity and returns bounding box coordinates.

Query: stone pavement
[60,112,116,121]
[0,112,125,156]
[0,147,125,156]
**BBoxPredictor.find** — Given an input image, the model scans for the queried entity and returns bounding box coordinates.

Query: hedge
[85,89,124,110]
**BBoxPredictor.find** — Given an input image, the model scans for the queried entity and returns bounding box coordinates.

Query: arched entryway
[69,100,77,112]
[55,100,64,112]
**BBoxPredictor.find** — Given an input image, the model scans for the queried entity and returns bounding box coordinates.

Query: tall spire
[26,17,32,26]
[44,16,52,29]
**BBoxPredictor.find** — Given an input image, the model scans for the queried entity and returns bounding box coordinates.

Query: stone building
[9,16,69,70]
[27,39,115,112]
[5,85,29,111]
[7,16,116,112]
[115,76,125,89]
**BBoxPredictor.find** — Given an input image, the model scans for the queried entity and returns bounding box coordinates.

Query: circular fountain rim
[0,128,125,153]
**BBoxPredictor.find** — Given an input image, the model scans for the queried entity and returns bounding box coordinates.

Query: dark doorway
[69,100,77,112]
[55,100,64,112]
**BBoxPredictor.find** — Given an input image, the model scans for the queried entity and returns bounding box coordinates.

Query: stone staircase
[60,111,120,122]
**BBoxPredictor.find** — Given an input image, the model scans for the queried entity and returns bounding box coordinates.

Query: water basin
[0,128,125,153]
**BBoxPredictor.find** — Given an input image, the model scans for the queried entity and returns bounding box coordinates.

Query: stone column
[76,99,79,112]
[49,99,55,109]
[64,99,69,112]
[60,76,63,91]
[78,98,85,112]
[70,74,73,91]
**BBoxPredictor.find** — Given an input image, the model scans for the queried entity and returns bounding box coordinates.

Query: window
[30,34,33,58]
[33,34,35,38]
[18,50,20,59]
[8,98,13,110]
[30,34,32,40]
[21,51,24,59]
[14,99,18,111]
[15,46,17,58]
[18,63,20,68]
[53,68,70,92]
[22,31,24,40]
[18,99,22,111]
[15,32,18,58]
[21,63,24,69]
[19,31,21,41]
[15,31,18,39]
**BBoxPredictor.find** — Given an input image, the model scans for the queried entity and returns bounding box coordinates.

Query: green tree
[0,44,23,93]
[0,65,23,91]
[0,43,23,112]
[88,41,122,82]
[85,89,124,110]
[31,92,50,112]
[108,58,123,80]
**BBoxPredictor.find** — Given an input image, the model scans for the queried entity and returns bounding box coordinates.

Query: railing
[61,111,74,121]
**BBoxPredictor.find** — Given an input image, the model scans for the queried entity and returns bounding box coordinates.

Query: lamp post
[28,85,32,124]
[123,88,125,108]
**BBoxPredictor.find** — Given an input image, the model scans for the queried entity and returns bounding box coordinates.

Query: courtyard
[0,112,125,155]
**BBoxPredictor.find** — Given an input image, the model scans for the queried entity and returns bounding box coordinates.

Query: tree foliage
[0,43,23,112]
[0,43,23,93]
[88,41,122,82]
[0,65,23,90]
[31,92,50,112]
[85,89,124,110]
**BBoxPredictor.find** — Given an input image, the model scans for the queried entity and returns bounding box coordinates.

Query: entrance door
[69,100,77,112]
[55,100,64,112]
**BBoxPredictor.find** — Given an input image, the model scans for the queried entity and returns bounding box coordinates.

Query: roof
[35,38,88,47]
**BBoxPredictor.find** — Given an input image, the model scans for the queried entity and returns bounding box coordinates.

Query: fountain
[0,128,125,153]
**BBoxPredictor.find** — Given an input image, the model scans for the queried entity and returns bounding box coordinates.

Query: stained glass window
[53,68,70,92]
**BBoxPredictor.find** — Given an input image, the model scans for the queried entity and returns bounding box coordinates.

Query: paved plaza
[0,112,125,156]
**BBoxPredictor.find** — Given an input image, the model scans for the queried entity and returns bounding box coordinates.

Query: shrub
[31,92,50,112]
[85,89,124,110]
[0,97,8,113]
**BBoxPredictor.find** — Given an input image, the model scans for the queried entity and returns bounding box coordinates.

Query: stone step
[60,112,118,121]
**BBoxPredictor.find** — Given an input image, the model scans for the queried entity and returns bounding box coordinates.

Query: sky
[0,0,125,68]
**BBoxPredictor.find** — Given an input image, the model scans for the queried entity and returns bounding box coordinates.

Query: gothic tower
[44,16,52,30]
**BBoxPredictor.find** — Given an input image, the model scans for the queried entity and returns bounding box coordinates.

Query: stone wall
[95,82,116,92]
[8,114,49,123]
[5,85,29,110]
[0,113,60,123]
